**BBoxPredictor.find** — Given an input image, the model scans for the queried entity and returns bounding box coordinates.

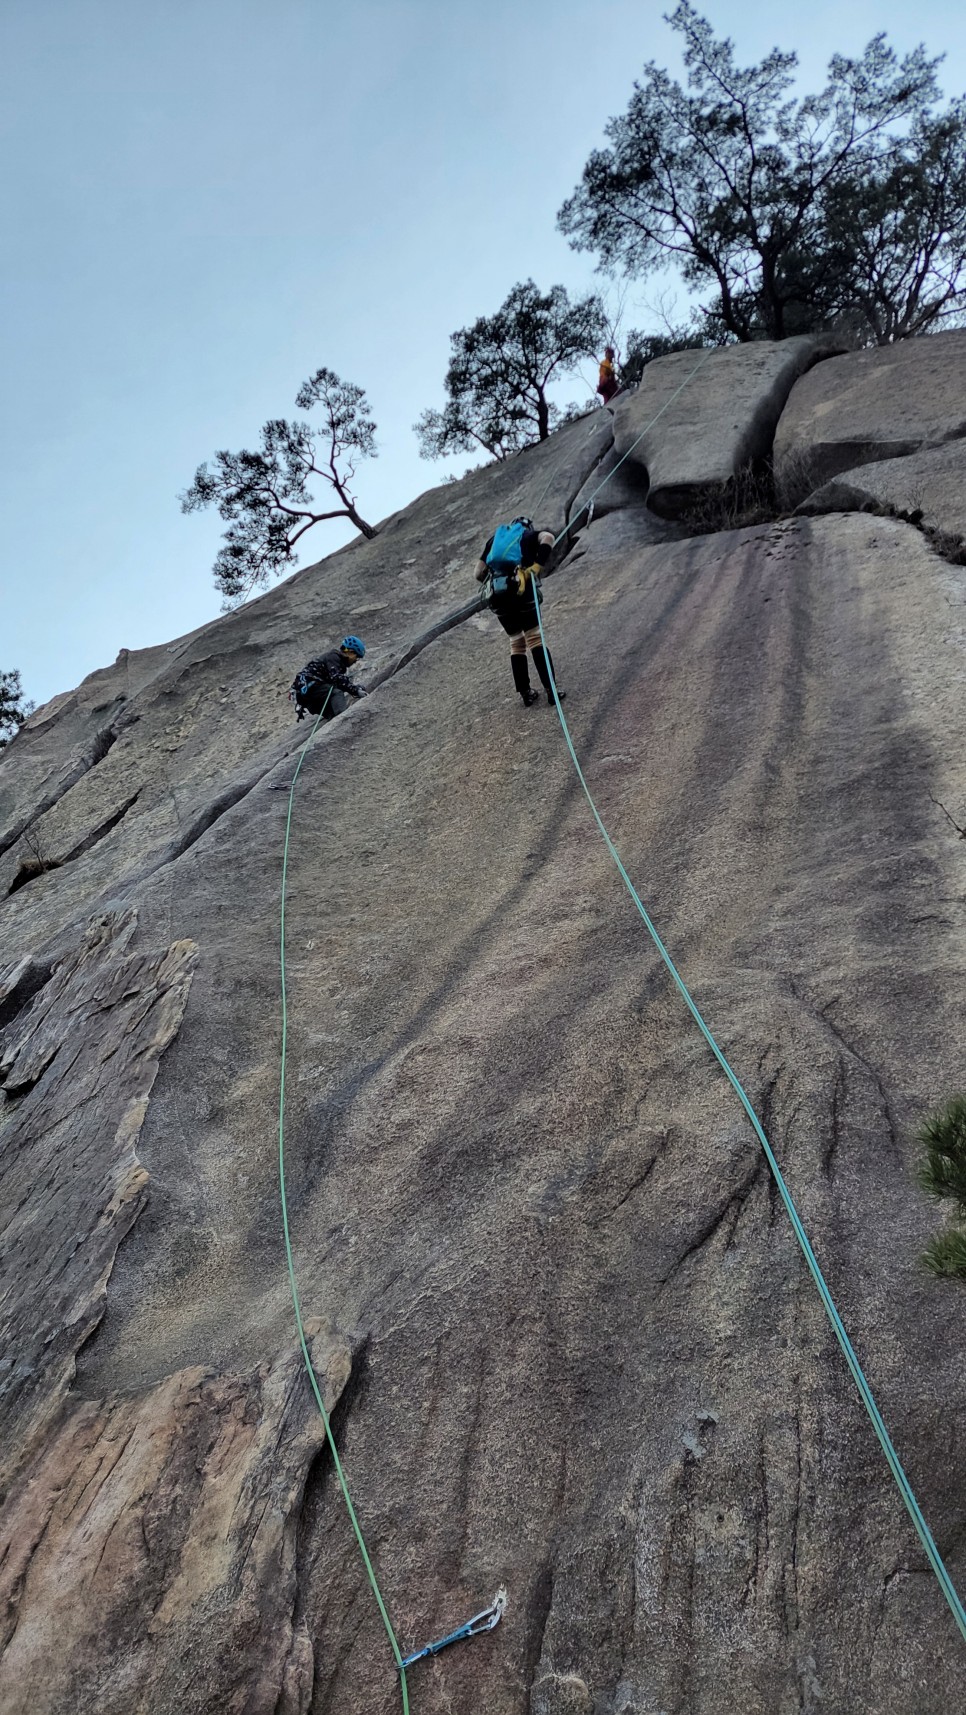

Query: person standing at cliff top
[475,518,567,709]
[596,346,620,406]
[290,635,368,721]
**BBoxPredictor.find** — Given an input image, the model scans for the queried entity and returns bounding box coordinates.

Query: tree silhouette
[181,369,378,605]
[559,5,966,344]
[416,280,607,461]
[0,669,32,748]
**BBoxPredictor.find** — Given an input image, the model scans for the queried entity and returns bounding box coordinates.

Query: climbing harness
[484,565,542,607]
[399,1588,507,1672]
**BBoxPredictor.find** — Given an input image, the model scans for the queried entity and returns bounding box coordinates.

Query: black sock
[531,645,554,692]
[510,655,532,698]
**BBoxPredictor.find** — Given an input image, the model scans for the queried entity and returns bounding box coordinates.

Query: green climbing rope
[271,359,710,1702]
[278,695,411,1713]
[533,594,966,1645]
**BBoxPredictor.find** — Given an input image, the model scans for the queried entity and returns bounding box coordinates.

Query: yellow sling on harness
[514,563,540,596]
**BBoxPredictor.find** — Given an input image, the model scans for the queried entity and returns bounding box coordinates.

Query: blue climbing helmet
[341,635,366,658]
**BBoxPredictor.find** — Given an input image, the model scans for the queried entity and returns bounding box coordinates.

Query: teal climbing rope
[278,695,411,1713]
[275,347,964,1684]
[533,593,966,1644]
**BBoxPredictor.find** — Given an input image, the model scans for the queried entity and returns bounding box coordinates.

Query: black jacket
[303,648,362,698]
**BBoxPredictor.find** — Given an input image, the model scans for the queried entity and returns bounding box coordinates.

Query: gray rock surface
[0,910,196,1475]
[0,408,611,969]
[612,335,840,516]
[3,350,966,1714]
[774,329,966,498]
[798,439,966,563]
[568,438,684,540]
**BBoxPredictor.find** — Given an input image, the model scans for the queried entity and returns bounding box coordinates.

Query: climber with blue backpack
[290,636,368,721]
[475,517,566,708]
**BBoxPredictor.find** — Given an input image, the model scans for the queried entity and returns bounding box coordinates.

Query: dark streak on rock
[5,793,141,897]
[524,1561,555,1691]
[658,1153,764,1286]
[0,958,54,1033]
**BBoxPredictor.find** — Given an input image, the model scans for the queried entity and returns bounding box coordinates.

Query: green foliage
[181,369,378,606]
[415,280,607,462]
[917,1096,966,1219]
[620,323,721,389]
[921,1229,966,1280]
[558,4,966,345]
[820,107,966,342]
[917,1096,966,1280]
[0,669,33,749]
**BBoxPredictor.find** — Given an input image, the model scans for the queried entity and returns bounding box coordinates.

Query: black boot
[531,645,566,705]
[511,653,539,705]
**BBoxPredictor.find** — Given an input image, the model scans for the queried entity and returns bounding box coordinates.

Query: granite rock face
[2,338,966,1715]
[0,1330,348,1715]
[612,335,841,516]
[0,409,612,969]
[774,328,966,498]
[0,910,196,1475]
[798,438,966,563]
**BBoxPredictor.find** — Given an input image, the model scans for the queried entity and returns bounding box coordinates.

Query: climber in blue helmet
[290,635,368,722]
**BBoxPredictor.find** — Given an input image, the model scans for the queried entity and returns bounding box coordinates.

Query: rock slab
[0,910,196,1476]
[613,335,841,516]
[774,328,966,498]
[2,362,966,1712]
[0,1329,349,1715]
[798,438,966,563]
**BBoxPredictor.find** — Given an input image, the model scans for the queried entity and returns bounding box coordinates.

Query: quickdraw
[399,1587,507,1672]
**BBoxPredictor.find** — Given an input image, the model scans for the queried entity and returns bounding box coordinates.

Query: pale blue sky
[4,0,966,706]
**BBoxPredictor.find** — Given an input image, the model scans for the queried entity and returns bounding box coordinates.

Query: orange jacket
[597,358,618,401]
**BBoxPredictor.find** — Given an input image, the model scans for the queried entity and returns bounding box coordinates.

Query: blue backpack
[485,521,533,603]
[486,521,526,573]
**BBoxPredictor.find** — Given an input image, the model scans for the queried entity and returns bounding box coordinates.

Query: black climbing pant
[299,679,346,719]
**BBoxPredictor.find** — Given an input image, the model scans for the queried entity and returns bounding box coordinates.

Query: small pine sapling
[921,1228,966,1279]
[917,1095,966,1278]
